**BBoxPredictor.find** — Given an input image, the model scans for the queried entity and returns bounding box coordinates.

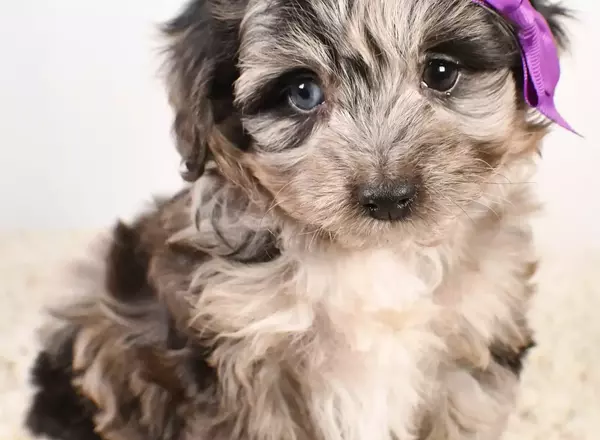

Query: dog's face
[165,0,567,246]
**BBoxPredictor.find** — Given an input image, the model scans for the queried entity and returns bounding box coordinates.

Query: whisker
[472,200,501,218]
[429,187,476,225]
[257,181,296,230]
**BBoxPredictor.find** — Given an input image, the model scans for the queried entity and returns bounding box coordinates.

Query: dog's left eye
[287,76,325,112]
[422,59,461,92]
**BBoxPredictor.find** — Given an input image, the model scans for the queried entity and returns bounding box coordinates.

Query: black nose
[357,181,417,221]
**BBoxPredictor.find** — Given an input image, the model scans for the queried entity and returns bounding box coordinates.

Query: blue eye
[287,77,325,111]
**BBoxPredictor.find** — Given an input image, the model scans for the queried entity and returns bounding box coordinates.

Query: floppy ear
[530,0,572,50]
[162,0,249,182]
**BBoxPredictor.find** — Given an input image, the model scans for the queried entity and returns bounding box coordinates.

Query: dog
[24,0,571,439]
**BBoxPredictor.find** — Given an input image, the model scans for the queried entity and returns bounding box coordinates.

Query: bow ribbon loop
[473,0,576,133]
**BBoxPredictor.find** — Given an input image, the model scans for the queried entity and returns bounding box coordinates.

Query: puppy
[24,1,570,439]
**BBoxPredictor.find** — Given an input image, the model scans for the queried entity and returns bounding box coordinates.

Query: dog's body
[25,0,569,439]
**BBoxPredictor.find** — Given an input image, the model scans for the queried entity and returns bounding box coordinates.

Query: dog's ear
[162,0,249,182]
[530,0,572,51]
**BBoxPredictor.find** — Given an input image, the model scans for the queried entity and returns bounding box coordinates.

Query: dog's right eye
[286,76,325,112]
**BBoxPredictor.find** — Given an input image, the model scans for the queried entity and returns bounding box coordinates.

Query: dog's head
[163,0,569,246]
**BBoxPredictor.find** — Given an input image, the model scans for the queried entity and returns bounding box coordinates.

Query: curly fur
[25,1,570,439]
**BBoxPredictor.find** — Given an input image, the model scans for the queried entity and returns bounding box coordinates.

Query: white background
[0,0,598,231]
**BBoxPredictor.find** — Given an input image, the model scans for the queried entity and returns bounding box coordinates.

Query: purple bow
[472,0,575,133]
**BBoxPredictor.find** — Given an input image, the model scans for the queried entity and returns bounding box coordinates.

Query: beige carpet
[1,199,600,440]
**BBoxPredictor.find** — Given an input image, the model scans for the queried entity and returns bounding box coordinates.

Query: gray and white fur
[24,1,571,440]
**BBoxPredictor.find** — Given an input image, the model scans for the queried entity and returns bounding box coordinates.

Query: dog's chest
[291,248,442,440]
[298,247,438,309]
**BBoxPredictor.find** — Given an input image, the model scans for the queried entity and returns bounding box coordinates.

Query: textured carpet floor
[1,200,600,440]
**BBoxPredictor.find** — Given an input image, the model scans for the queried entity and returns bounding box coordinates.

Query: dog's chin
[296,212,450,250]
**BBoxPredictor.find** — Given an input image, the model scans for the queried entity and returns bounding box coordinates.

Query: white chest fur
[192,245,447,440]
[289,247,445,440]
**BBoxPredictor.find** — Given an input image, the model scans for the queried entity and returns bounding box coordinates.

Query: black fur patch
[163,0,249,154]
[106,221,153,301]
[25,335,100,440]
[275,0,340,60]
[425,4,520,72]
[490,341,536,376]
[427,37,520,72]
